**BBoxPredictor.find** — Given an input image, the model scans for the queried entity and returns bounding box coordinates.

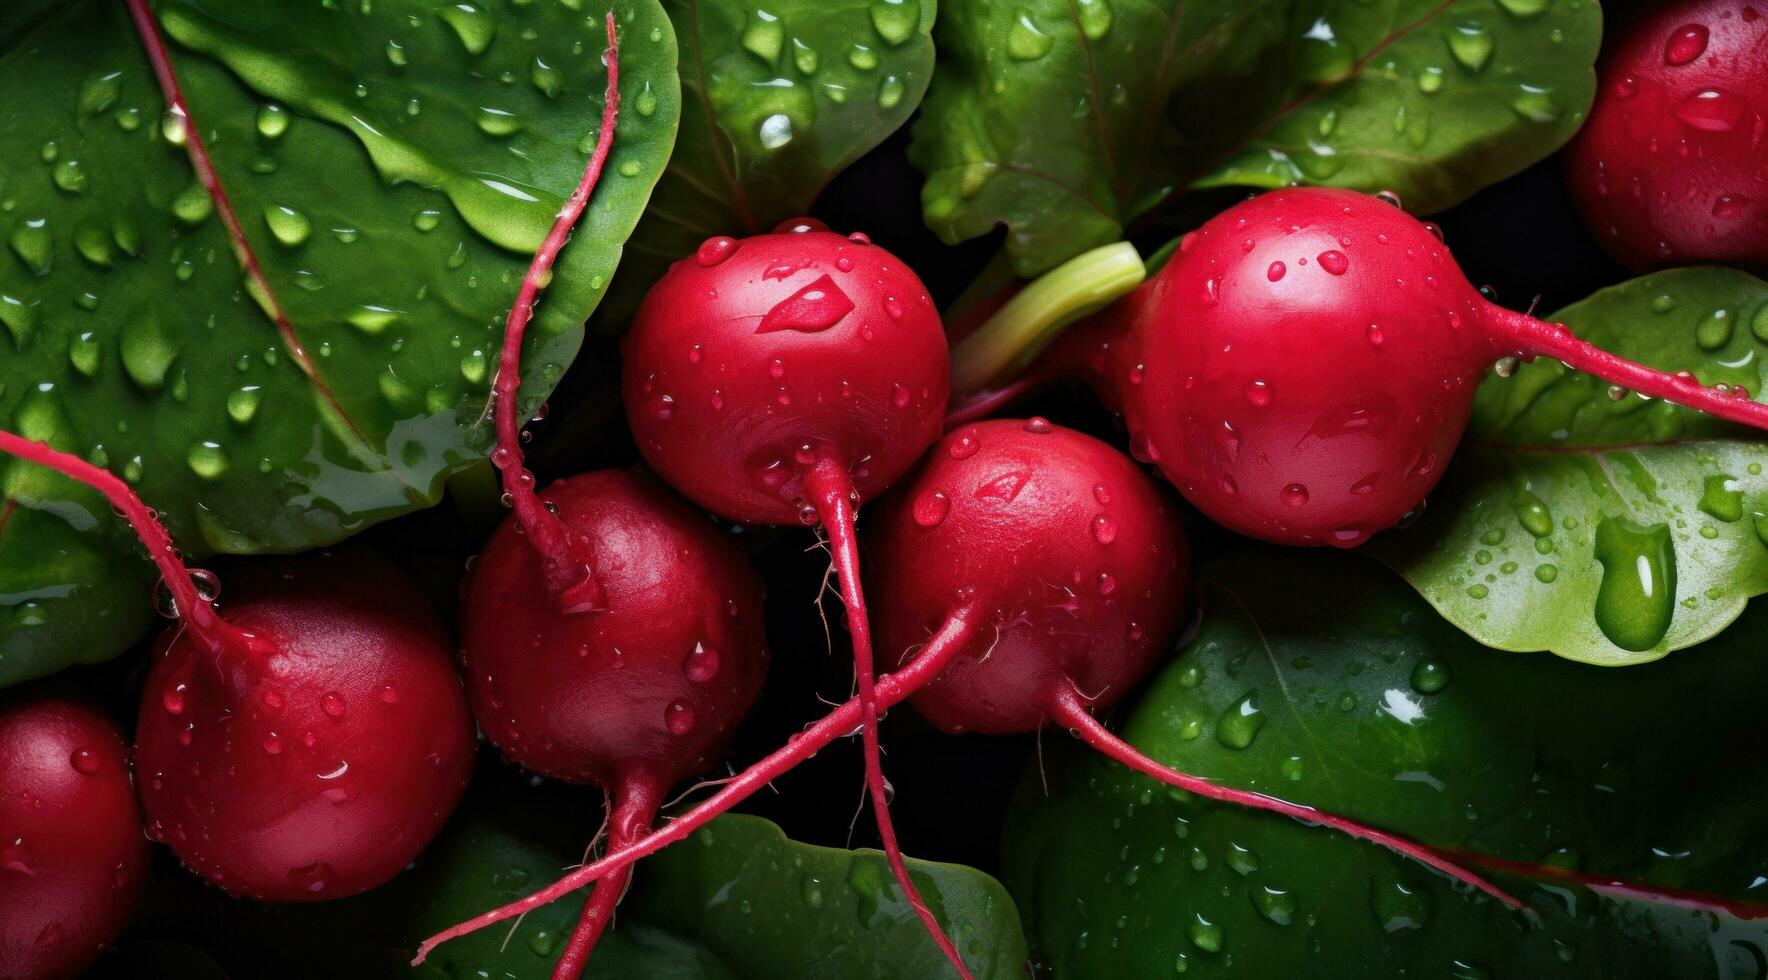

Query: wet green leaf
[1005,549,1768,978]
[126,767,1028,978]
[911,0,1599,275]
[0,0,680,686]
[599,0,936,324]
[1370,268,1768,664]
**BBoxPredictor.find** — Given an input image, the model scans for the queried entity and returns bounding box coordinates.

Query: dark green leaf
[1369,268,1768,664]
[1004,549,1768,978]
[129,766,1028,978]
[599,0,937,324]
[910,0,1599,275]
[0,0,680,685]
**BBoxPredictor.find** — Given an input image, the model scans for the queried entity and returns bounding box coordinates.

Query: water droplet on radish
[912,491,950,527]
[1266,261,1286,282]
[1366,323,1385,346]
[683,642,721,682]
[756,274,854,333]
[847,231,872,245]
[287,860,330,894]
[69,747,100,773]
[1674,88,1746,133]
[320,692,346,719]
[1096,572,1117,595]
[773,217,829,234]
[1317,250,1349,275]
[665,701,697,734]
[1091,515,1118,544]
[1493,356,1519,378]
[1024,416,1053,434]
[1664,23,1709,65]
[948,433,980,459]
[161,685,187,715]
[693,235,735,265]
[262,732,283,755]
[975,470,1031,503]
[1374,189,1403,208]
[884,296,905,319]
[1280,484,1309,508]
[1243,379,1273,407]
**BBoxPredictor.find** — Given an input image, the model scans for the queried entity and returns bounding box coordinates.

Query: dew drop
[912,491,951,527]
[1664,24,1709,66]
[665,701,696,734]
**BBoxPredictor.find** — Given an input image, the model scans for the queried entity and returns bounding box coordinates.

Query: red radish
[415,421,1519,963]
[0,697,147,978]
[440,18,769,980]
[951,186,1768,548]
[619,224,959,969]
[0,431,476,903]
[1564,0,1768,273]
[459,470,769,979]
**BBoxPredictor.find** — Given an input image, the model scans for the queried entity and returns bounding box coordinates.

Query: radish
[0,697,147,978]
[950,186,1768,548]
[459,470,770,979]
[618,223,959,966]
[442,18,769,979]
[1564,0,1768,273]
[0,431,476,902]
[415,420,1519,966]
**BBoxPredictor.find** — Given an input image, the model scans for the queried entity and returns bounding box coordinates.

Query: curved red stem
[0,431,255,656]
[802,456,973,980]
[550,776,662,980]
[414,608,980,965]
[1488,306,1768,432]
[491,12,622,611]
[1046,682,1525,910]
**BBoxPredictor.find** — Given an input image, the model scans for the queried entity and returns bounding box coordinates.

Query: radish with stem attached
[0,431,476,902]
[618,222,963,970]
[415,420,1521,962]
[450,15,771,980]
[948,187,1768,548]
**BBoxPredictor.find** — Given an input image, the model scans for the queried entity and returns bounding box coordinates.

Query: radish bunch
[417,420,1518,973]
[0,433,476,905]
[0,696,147,978]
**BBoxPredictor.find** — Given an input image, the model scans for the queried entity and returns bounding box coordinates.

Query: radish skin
[0,697,148,978]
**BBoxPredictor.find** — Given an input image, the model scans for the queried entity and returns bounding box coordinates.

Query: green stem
[949,242,1145,393]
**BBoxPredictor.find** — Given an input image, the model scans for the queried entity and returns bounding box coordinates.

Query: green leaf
[1368,268,1768,664]
[0,0,680,686]
[1004,549,1768,978]
[910,0,1600,276]
[127,767,1028,978]
[599,0,937,324]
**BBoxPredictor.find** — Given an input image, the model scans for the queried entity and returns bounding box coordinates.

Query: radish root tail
[549,776,662,980]
[413,608,980,965]
[804,455,974,980]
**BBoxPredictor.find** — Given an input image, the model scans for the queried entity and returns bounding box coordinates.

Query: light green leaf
[1370,268,1768,664]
